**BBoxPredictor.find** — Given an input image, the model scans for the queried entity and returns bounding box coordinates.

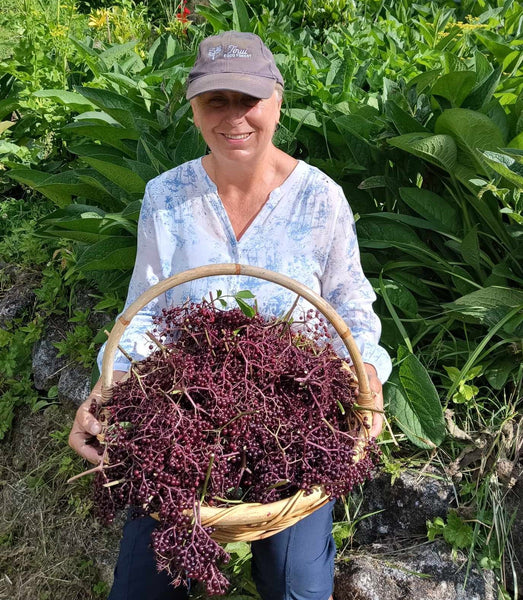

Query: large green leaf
[388,132,458,174]
[462,67,501,111]
[385,269,435,300]
[173,126,208,166]
[386,352,446,449]
[435,109,505,176]
[444,286,523,336]
[384,100,429,135]
[399,188,460,234]
[33,89,95,113]
[70,144,147,195]
[460,227,482,276]
[357,217,427,249]
[6,168,111,207]
[369,278,418,316]
[195,5,230,32]
[98,41,139,68]
[481,150,523,188]
[283,108,322,128]
[75,87,159,132]
[430,71,477,108]
[62,122,139,155]
[82,156,147,195]
[0,99,18,121]
[231,0,250,31]
[76,237,137,271]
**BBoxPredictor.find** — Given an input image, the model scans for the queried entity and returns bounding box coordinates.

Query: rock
[58,365,91,407]
[32,335,66,390]
[334,540,496,600]
[0,268,39,328]
[350,470,454,545]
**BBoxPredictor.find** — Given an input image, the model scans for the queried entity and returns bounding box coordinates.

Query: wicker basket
[100,263,374,543]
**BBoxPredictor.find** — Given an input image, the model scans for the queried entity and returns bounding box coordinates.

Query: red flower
[176,6,191,23]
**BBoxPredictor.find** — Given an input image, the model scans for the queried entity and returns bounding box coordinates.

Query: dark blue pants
[108,501,335,600]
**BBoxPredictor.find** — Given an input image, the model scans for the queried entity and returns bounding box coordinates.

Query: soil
[0,404,121,600]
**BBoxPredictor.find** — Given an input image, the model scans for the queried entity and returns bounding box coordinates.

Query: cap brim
[186,73,277,100]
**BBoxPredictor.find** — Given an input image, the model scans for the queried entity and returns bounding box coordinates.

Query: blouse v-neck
[195,158,303,244]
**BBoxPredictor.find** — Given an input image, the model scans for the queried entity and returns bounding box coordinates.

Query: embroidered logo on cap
[207,44,252,61]
[208,45,222,61]
[223,44,251,58]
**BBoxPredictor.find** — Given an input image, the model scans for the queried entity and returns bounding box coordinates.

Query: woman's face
[191,89,282,164]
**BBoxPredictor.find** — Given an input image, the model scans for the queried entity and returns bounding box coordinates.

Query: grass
[0,405,121,600]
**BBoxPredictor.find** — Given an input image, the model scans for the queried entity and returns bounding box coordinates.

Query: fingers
[68,371,128,465]
[68,394,103,465]
[363,363,384,440]
[369,401,384,439]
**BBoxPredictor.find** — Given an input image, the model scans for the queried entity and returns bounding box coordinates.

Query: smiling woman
[191,87,296,239]
[68,30,391,600]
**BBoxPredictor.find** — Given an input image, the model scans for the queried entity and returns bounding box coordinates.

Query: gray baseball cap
[186,31,284,100]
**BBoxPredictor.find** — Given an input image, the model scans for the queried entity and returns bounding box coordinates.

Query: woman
[69,31,392,600]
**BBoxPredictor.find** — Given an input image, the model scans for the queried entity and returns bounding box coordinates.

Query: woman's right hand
[68,371,128,464]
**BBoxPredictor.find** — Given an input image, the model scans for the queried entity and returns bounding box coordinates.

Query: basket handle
[101,263,374,420]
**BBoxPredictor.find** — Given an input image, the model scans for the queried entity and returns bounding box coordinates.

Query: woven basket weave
[101,263,374,543]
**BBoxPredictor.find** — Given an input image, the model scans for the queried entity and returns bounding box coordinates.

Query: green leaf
[444,286,523,318]
[443,366,461,383]
[223,541,251,559]
[386,269,435,300]
[62,122,139,155]
[6,168,111,207]
[99,41,139,67]
[173,126,207,166]
[75,87,158,131]
[235,290,255,299]
[385,100,429,135]
[195,6,230,32]
[430,71,477,108]
[444,287,523,336]
[435,109,505,176]
[460,227,482,276]
[283,108,322,128]
[369,278,418,317]
[231,0,250,31]
[356,217,426,249]
[462,67,501,111]
[399,188,460,234]
[481,150,523,188]
[443,511,474,549]
[0,99,18,121]
[234,297,255,318]
[33,89,95,112]
[386,350,446,449]
[388,133,458,175]
[485,357,517,390]
[76,237,137,271]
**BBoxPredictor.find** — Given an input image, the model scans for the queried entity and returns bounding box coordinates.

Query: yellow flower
[50,24,68,37]
[88,8,111,29]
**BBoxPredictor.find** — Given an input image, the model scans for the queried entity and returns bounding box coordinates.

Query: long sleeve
[97,186,169,373]
[321,187,392,384]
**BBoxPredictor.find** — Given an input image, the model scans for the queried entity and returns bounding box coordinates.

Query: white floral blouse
[98,158,392,383]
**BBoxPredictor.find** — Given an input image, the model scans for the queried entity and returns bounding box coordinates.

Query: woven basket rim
[100,263,374,541]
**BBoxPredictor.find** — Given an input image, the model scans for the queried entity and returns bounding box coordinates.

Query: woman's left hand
[364,363,384,439]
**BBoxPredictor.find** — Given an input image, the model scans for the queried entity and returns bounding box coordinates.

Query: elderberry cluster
[92,301,380,594]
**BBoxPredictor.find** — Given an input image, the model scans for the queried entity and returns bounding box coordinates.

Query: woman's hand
[364,363,384,439]
[68,370,128,465]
